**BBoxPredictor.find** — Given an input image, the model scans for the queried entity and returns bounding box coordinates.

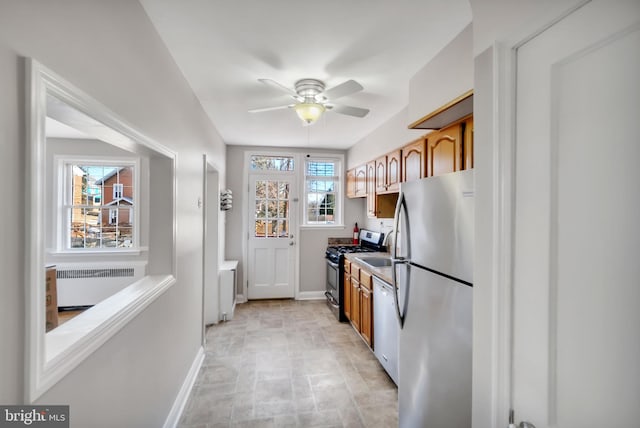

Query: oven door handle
[324,291,339,308]
[326,259,339,269]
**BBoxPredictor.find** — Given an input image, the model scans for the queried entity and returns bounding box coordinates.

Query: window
[63,162,136,249]
[113,183,123,199]
[304,158,341,225]
[250,155,294,171]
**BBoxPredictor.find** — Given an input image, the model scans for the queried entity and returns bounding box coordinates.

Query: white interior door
[247,174,296,299]
[512,2,640,427]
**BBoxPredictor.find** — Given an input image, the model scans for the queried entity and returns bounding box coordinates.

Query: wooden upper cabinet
[346,168,356,198]
[427,122,463,177]
[375,150,401,194]
[463,116,474,170]
[354,164,367,197]
[366,161,376,218]
[386,149,401,192]
[375,155,387,194]
[401,138,427,182]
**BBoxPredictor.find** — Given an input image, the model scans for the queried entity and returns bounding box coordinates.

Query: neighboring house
[93,166,134,227]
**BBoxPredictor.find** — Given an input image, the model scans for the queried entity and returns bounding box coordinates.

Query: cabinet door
[360,270,372,291]
[351,279,361,332]
[375,155,387,193]
[366,161,377,218]
[346,168,356,198]
[344,271,351,321]
[360,286,373,348]
[427,123,463,177]
[355,164,367,197]
[386,149,401,192]
[402,138,427,182]
[463,116,474,170]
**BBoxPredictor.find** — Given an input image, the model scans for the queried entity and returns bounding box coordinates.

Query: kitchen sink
[356,256,393,268]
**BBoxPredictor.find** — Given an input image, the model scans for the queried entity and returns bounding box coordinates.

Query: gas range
[325,245,377,264]
[325,230,385,321]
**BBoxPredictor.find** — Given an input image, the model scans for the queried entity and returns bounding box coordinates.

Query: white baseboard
[296,291,326,300]
[163,346,204,428]
[235,291,325,302]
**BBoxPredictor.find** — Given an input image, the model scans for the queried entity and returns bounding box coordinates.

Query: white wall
[0,1,225,426]
[408,24,473,126]
[346,107,425,169]
[470,0,585,55]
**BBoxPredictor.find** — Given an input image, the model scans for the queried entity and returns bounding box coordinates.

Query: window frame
[54,156,140,253]
[302,156,343,227]
[26,59,177,403]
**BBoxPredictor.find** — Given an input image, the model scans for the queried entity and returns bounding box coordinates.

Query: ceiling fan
[248,78,370,125]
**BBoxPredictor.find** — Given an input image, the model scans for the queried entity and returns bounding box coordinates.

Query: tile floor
[178,299,398,428]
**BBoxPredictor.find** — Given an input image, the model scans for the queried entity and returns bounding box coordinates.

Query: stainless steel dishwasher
[373,276,398,385]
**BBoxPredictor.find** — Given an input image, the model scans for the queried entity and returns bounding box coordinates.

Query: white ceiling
[140,0,471,150]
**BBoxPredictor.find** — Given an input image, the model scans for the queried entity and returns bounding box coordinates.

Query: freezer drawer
[373,276,398,385]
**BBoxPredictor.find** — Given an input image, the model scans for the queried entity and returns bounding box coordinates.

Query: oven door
[325,258,340,315]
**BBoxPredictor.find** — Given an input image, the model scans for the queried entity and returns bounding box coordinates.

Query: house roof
[104,197,133,206]
[94,167,123,185]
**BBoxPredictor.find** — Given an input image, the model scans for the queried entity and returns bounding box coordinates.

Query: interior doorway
[202,156,219,342]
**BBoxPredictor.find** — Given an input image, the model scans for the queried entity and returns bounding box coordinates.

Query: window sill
[47,247,148,256]
[40,274,174,396]
[299,224,346,230]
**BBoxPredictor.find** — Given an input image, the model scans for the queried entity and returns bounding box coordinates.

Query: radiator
[55,263,146,307]
[219,261,238,321]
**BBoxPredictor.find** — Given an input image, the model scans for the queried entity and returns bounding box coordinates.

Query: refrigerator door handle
[392,258,407,328]
[392,190,410,328]
[392,191,411,261]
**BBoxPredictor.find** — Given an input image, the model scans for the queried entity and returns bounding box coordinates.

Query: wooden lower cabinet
[347,260,374,349]
[359,271,373,348]
[344,271,351,321]
[350,278,361,332]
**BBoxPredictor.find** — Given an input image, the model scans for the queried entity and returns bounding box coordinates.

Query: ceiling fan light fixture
[294,102,325,125]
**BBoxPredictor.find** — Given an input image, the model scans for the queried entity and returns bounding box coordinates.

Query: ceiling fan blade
[323,80,363,100]
[258,79,300,100]
[248,104,293,113]
[329,103,370,118]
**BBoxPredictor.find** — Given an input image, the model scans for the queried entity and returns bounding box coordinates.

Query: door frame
[241,150,300,302]
[202,155,220,337]
[474,2,591,427]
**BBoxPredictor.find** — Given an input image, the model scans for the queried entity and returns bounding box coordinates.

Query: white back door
[247,174,296,299]
[512,1,640,427]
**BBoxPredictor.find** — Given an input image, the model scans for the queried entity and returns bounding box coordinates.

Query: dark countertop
[344,251,394,285]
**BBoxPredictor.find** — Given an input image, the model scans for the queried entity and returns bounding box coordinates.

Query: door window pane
[253,179,291,238]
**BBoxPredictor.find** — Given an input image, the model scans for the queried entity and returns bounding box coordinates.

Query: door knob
[289,241,294,246]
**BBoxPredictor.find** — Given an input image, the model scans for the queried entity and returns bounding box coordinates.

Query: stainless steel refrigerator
[391,169,474,428]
